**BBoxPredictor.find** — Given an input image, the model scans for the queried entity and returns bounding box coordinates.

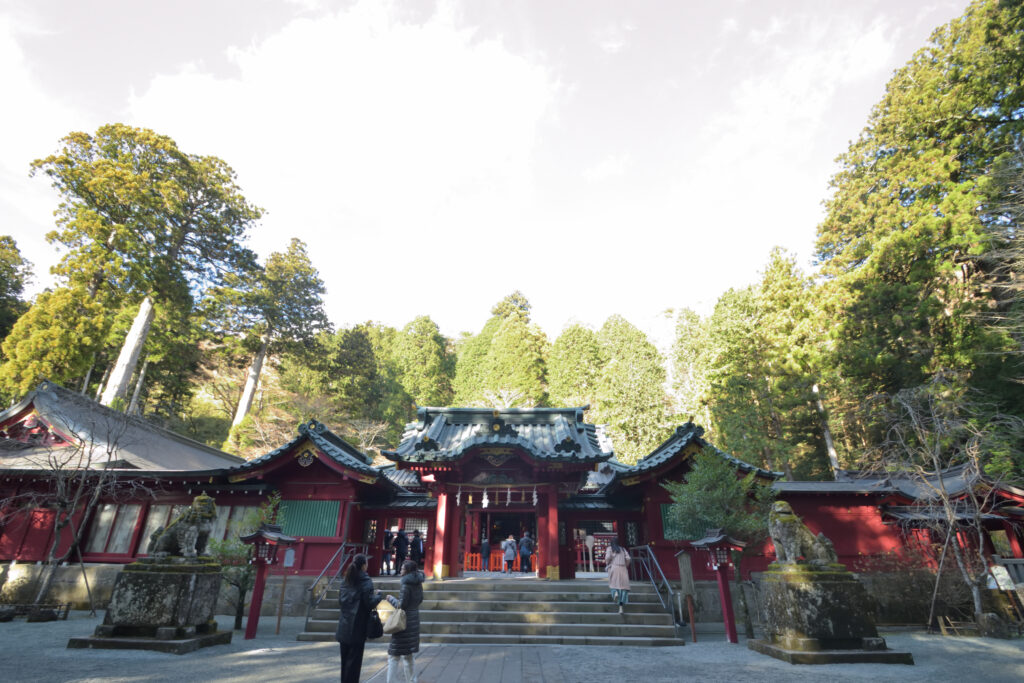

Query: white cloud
[592,22,635,55]
[0,13,91,291]
[583,154,629,183]
[126,1,556,326]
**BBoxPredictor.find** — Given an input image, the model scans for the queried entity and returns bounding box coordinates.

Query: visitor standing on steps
[336,553,383,683]
[409,529,425,569]
[480,535,491,572]
[383,559,424,683]
[381,529,394,576]
[502,534,516,574]
[605,538,631,614]
[519,531,534,573]
[393,529,409,575]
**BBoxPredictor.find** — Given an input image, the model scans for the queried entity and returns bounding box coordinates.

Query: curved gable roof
[383,406,614,464]
[0,381,243,472]
[231,420,394,487]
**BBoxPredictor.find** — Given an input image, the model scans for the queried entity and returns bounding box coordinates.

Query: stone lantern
[691,528,745,644]
[240,523,296,640]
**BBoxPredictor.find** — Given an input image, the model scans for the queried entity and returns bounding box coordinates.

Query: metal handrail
[304,542,368,630]
[628,545,683,625]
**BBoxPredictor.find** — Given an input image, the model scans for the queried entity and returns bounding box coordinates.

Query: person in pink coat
[604,538,631,614]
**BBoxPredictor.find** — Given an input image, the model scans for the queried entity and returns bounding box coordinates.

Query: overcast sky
[0,0,971,349]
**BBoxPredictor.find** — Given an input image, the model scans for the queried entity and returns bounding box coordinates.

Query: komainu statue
[768,500,838,567]
[149,494,217,559]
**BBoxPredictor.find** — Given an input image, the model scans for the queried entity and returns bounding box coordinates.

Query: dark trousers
[521,553,531,572]
[481,553,490,571]
[394,553,406,573]
[381,552,392,575]
[340,642,366,683]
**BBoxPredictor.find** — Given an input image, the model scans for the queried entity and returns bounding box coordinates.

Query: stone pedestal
[748,564,913,665]
[68,558,232,654]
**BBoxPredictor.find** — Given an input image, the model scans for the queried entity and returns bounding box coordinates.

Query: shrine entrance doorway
[465,510,537,572]
[487,512,536,546]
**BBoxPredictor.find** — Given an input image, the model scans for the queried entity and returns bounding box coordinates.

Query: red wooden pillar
[429,488,448,579]
[244,561,269,639]
[545,484,559,580]
[715,564,738,644]
[443,491,462,578]
[537,502,548,578]
[1004,521,1024,558]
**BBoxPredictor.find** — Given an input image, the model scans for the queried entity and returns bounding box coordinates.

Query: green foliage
[208,492,284,630]
[669,308,711,429]
[592,314,669,464]
[548,324,603,408]
[481,311,548,407]
[0,287,109,399]
[452,293,548,408]
[0,236,32,343]
[813,0,1024,446]
[662,449,776,546]
[34,123,262,300]
[452,317,501,405]
[28,123,261,409]
[393,315,455,408]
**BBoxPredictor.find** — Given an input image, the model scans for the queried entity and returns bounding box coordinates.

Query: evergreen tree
[0,236,32,343]
[814,0,1024,442]
[393,315,454,408]
[480,311,548,407]
[211,239,330,431]
[548,324,603,408]
[0,287,108,398]
[31,124,261,407]
[669,308,711,429]
[453,291,545,407]
[592,315,669,464]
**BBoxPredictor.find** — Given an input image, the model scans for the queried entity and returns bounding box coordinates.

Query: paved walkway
[2,611,1023,682]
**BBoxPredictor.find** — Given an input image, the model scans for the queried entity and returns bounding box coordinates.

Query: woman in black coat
[383,559,425,682]
[336,554,383,683]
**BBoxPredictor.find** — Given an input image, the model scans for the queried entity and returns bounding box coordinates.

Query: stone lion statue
[148,494,217,559]
[768,500,837,567]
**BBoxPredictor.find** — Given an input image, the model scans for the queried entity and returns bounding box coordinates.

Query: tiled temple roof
[383,407,614,464]
[0,381,243,472]
[233,420,394,487]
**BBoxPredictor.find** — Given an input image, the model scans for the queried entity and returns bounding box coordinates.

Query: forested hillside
[1,0,1022,476]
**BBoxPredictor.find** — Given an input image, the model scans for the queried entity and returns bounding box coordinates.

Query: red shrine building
[1,382,1022,591]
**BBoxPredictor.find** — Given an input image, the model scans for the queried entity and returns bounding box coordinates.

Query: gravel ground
[0,611,1022,683]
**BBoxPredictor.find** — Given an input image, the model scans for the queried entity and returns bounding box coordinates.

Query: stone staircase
[299,578,686,646]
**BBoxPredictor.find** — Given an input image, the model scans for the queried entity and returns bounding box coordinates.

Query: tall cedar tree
[0,236,32,343]
[209,238,331,432]
[31,124,261,408]
[548,324,603,408]
[814,0,1024,445]
[593,315,669,465]
[393,315,455,409]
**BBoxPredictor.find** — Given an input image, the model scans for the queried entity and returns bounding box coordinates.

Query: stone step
[421,621,677,638]
[305,578,681,647]
[325,581,660,597]
[310,607,671,624]
[297,631,685,646]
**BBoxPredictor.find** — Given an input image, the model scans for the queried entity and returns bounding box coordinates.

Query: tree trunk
[812,383,842,478]
[94,363,111,402]
[80,356,95,395]
[234,588,248,630]
[100,296,156,407]
[127,359,149,416]
[231,334,270,429]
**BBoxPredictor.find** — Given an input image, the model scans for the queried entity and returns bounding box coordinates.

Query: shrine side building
[1,382,1022,590]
